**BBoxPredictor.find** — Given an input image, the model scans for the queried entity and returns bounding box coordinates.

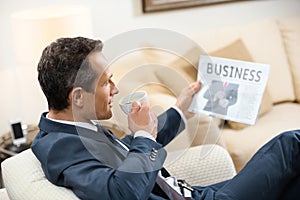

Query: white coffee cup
[119,91,148,115]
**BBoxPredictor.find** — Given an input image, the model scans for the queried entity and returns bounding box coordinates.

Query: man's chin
[96,112,112,120]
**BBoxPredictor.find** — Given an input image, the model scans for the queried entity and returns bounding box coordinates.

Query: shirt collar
[46,113,98,132]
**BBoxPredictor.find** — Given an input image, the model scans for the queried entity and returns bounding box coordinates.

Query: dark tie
[96,124,128,150]
[156,175,192,200]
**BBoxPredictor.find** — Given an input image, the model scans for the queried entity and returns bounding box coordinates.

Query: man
[32,37,300,200]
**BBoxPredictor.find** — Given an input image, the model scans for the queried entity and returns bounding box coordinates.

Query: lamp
[11,5,93,66]
[8,5,93,132]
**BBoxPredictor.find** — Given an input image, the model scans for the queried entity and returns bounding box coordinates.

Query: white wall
[0,0,299,135]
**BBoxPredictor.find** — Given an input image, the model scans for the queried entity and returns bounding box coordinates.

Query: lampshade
[11,5,93,66]
[4,6,94,134]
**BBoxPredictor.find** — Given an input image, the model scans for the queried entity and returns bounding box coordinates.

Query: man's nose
[112,84,119,95]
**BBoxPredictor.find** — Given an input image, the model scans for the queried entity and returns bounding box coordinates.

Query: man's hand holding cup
[119,91,158,139]
[128,101,158,139]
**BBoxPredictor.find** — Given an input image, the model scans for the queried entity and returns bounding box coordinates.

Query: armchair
[1,145,235,199]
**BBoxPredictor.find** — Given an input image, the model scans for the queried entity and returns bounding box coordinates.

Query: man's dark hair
[37,37,103,111]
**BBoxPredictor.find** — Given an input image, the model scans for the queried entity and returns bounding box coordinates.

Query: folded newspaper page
[189,55,270,125]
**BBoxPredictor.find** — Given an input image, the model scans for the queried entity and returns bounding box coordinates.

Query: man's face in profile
[83,52,119,121]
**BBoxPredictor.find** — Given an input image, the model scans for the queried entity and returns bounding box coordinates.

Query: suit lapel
[76,125,128,167]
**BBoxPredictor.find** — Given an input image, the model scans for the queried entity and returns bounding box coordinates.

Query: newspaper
[189,55,270,125]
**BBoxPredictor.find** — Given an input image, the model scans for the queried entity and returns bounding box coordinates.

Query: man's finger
[139,101,150,112]
[190,81,202,95]
[131,101,141,113]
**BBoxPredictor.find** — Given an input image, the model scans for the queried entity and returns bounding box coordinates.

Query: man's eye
[105,80,111,86]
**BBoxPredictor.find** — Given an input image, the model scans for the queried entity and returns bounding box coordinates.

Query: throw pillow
[142,48,197,95]
[191,18,295,104]
[209,39,273,130]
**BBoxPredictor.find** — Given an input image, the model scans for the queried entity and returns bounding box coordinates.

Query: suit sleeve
[155,108,185,146]
[121,107,185,147]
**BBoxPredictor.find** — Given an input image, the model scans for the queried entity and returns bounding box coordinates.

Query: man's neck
[48,108,99,125]
[48,109,75,122]
[47,110,98,132]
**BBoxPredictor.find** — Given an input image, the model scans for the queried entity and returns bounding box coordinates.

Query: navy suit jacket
[31,108,185,200]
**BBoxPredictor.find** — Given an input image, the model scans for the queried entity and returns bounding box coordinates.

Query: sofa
[192,17,300,172]
[105,17,300,173]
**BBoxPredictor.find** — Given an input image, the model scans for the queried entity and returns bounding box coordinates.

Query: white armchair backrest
[1,149,79,200]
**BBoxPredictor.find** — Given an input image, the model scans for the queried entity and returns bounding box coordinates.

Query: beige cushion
[278,17,300,103]
[192,18,295,103]
[140,49,199,103]
[1,149,79,200]
[109,48,221,146]
[222,102,300,172]
[209,39,273,130]
[108,44,223,148]
[165,113,226,151]
[210,39,253,62]
[133,90,225,150]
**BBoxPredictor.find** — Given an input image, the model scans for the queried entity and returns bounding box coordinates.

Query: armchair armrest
[165,144,236,186]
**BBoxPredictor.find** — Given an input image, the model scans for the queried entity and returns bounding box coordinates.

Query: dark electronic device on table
[4,119,28,153]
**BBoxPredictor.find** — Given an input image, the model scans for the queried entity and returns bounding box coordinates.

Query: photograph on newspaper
[189,55,270,125]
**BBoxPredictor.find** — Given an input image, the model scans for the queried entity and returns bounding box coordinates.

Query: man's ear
[71,87,84,108]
